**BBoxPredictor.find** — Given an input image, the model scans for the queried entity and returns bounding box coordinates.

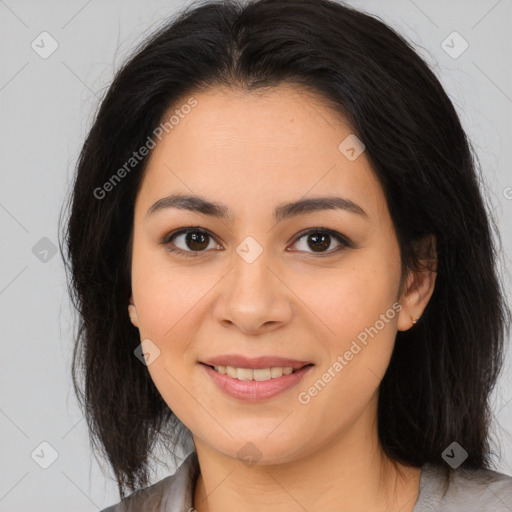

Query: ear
[128,293,139,328]
[397,234,437,331]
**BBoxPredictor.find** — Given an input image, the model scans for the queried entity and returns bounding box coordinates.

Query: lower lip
[200,363,314,402]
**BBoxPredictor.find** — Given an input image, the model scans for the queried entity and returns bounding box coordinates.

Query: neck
[192,395,421,512]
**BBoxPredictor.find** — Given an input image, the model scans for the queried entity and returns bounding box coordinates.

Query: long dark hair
[59,0,511,499]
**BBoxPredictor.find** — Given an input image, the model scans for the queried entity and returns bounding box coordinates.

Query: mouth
[199,360,315,401]
[200,362,314,381]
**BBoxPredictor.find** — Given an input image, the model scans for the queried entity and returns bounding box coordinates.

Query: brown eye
[182,231,210,251]
[304,232,331,252]
[162,226,352,258]
[291,228,352,255]
[163,228,219,257]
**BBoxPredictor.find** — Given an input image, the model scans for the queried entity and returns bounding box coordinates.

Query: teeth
[213,365,296,381]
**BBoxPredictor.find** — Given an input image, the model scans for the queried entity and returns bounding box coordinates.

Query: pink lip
[201,354,312,370]
[200,363,314,402]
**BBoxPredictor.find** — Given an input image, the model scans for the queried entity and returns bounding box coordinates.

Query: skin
[128,85,437,512]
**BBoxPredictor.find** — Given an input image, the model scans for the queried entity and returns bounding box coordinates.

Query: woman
[60,0,512,510]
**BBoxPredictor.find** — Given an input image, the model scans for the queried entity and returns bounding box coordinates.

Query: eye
[160,226,353,258]
[289,228,352,256]
[162,227,221,257]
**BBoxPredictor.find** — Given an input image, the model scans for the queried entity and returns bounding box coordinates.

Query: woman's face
[128,85,429,464]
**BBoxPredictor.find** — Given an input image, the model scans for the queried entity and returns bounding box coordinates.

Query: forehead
[136,85,386,222]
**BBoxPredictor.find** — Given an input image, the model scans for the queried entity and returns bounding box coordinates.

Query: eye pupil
[186,231,209,251]
[308,233,330,252]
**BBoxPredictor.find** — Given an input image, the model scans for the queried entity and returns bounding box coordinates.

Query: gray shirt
[100,451,512,511]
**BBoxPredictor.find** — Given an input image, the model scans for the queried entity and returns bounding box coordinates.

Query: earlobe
[128,294,139,328]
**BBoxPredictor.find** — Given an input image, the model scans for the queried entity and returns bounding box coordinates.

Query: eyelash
[160,226,354,258]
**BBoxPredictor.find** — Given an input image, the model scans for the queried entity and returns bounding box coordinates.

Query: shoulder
[414,463,512,511]
[99,451,199,512]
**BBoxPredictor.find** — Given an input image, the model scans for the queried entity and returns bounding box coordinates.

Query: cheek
[302,254,400,341]
[136,277,195,338]
[299,247,401,402]
[298,283,400,434]
[131,261,210,419]
[131,242,213,340]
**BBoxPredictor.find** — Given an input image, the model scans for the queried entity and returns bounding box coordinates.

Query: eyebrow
[146,193,368,222]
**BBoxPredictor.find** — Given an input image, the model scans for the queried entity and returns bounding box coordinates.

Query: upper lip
[201,354,313,370]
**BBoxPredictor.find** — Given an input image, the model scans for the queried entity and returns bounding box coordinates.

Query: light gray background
[0,0,511,510]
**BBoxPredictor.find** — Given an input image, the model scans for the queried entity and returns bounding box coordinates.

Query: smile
[211,365,300,381]
[200,362,314,401]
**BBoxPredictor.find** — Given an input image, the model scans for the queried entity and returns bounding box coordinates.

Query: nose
[212,244,293,335]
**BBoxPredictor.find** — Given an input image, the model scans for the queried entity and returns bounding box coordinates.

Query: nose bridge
[230,236,274,306]
[215,235,290,332]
